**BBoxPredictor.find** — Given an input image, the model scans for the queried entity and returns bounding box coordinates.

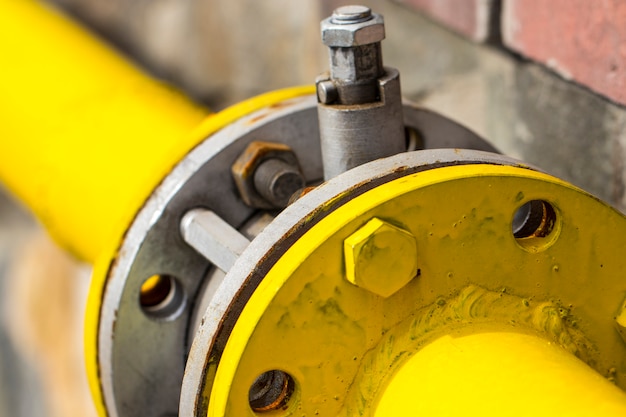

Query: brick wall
[503,0,626,106]
[397,0,496,42]
[400,0,626,107]
[397,0,626,211]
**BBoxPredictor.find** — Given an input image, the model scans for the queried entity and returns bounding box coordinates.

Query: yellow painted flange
[207,164,626,416]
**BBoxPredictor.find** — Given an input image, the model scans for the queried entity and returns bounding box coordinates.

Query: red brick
[398,0,494,42]
[503,0,626,106]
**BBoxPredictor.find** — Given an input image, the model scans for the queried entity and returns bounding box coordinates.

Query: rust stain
[245,100,295,126]
[245,112,269,125]
[391,165,409,174]
[232,141,294,179]
[269,100,293,110]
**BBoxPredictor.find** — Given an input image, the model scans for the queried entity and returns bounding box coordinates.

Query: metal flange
[180,150,626,416]
[90,92,496,417]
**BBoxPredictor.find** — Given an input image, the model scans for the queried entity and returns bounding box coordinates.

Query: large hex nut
[232,141,303,209]
[321,13,385,47]
[344,217,418,298]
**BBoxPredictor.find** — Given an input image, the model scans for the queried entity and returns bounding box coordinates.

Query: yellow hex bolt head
[344,217,418,298]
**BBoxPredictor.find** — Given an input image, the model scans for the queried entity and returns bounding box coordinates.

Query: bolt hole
[139,275,186,320]
[512,200,555,238]
[249,370,295,413]
[405,127,424,151]
[512,200,559,251]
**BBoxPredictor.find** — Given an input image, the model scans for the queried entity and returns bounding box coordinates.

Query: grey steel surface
[319,7,385,105]
[181,209,250,273]
[317,7,406,181]
[321,8,384,48]
[318,68,406,180]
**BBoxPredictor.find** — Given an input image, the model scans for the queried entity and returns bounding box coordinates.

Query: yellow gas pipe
[376,331,626,416]
[0,1,312,414]
[0,0,312,263]
[0,0,210,262]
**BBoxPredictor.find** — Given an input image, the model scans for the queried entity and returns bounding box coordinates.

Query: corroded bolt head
[321,9,385,47]
[344,218,418,297]
[232,141,303,209]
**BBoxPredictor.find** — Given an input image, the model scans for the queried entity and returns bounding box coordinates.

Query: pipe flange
[91,93,497,417]
[181,150,626,416]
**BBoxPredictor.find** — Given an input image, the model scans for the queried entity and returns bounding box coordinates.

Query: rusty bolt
[344,217,418,298]
[232,141,305,209]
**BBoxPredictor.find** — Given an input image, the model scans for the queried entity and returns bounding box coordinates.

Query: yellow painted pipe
[0,3,315,415]
[375,331,626,416]
[0,0,210,262]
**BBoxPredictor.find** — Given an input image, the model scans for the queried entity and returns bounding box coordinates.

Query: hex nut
[232,141,303,209]
[321,13,385,47]
[344,217,418,297]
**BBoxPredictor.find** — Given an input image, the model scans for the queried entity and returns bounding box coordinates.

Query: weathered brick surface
[503,0,626,106]
[397,0,494,42]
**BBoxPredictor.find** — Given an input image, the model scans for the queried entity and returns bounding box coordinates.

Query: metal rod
[316,5,405,180]
[180,209,250,272]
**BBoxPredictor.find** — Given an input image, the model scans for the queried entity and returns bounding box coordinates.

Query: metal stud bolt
[232,141,305,209]
[253,158,305,208]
